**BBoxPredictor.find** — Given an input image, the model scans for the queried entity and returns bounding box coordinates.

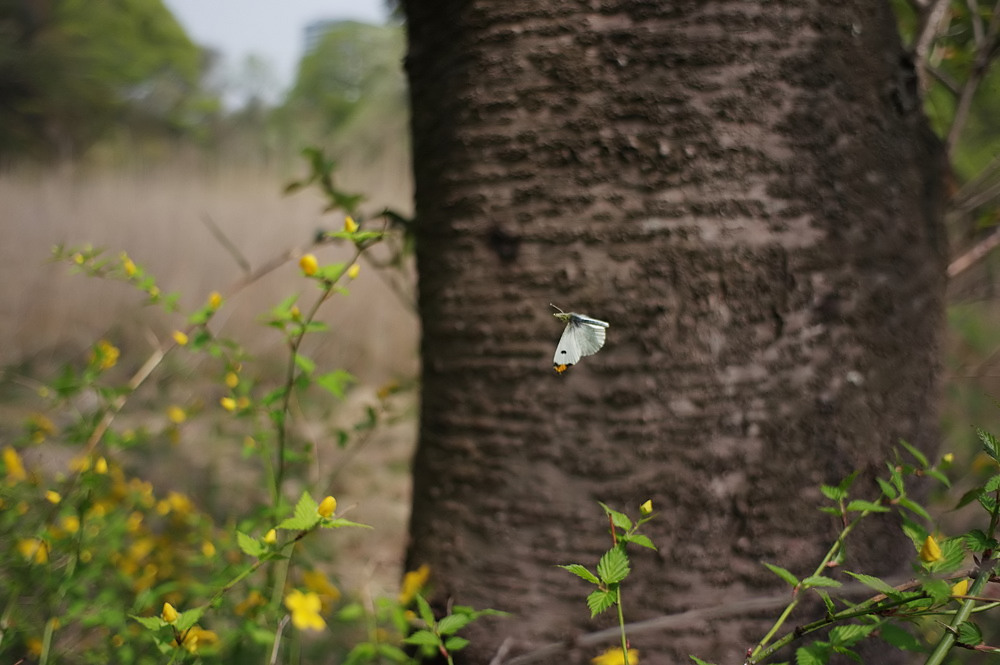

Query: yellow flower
[208,291,223,309]
[172,331,189,346]
[318,496,337,518]
[952,578,969,597]
[28,414,56,443]
[201,541,216,557]
[17,538,48,563]
[640,500,653,515]
[263,529,277,545]
[26,637,43,656]
[236,396,251,410]
[347,263,360,279]
[303,569,341,609]
[61,515,80,533]
[220,397,237,412]
[344,216,359,233]
[91,340,120,370]
[284,589,326,631]
[45,490,61,504]
[179,625,218,653]
[591,647,639,665]
[300,254,319,276]
[161,602,179,623]
[95,457,108,474]
[72,252,84,264]
[399,564,431,605]
[121,254,137,277]
[4,447,27,482]
[167,406,186,424]
[920,535,943,563]
[225,372,239,388]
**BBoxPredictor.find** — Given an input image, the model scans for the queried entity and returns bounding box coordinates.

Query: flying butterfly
[551,304,610,373]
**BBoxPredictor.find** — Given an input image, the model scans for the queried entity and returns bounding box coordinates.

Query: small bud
[300,254,319,276]
[45,490,61,504]
[640,500,653,516]
[225,372,239,388]
[344,216,358,233]
[220,397,237,412]
[167,406,186,424]
[162,602,179,624]
[919,535,943,563]
[263,529,277,544]
[208,291,223,309]
[318,496,337,518]
[347,263,360,279]
[951,578,969,597]
[172,331,189,346]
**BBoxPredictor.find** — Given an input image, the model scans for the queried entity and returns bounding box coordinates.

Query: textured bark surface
[403,1,947,663]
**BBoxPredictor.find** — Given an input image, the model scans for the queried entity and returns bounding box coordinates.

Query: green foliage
[0,0,213,159]
[0,154,492,664]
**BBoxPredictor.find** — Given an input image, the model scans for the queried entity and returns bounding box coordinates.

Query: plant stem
[616,587,629,665]
[923,554,997,665]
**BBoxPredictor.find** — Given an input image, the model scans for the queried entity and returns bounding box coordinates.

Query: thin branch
[948,228,1000,278]
[915,0,954,90]
[201,213,252,275]
[966,0,985,47]
[946,3,1000,157]
[927,65,962,95]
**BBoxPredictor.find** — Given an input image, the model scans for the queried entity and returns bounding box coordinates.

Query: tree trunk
[403,1,946,663]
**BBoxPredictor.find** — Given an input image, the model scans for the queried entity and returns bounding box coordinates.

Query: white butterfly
[551,304,610,373]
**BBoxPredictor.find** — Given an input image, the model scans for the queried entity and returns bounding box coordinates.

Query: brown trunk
[403,1,946,662]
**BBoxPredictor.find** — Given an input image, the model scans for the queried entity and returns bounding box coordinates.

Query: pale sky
[163,0,391,101]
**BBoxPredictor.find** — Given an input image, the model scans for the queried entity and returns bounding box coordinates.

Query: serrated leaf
[820,484,845,501]
[964,529,995,551]
[977,428,1000,461]
[875,477,898,500]
[277,492,320,530]
[796,642,828,665]
[802,575,841,589]
[586,589,616,617]
[829,623,875,647]
[402,629,439,647]
[845,499,888,513]
[598,502,633,530]
[842,572,902,599]
[415,594,435,627]
[175,606,205,632]
[559,563,600,585]
[985,474,1000,493]
[130,614,165,630]
[762,562,799,587]
[236,531,265,558]
[597,548,630,585]
[623,533,657,550]
[444,636,470,652]
[957,620,983,646]
[921,578,952,603]
[316,370,356,399]
[437,614,473,635]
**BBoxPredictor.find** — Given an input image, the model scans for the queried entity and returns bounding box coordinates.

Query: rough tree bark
[403,1,946,663]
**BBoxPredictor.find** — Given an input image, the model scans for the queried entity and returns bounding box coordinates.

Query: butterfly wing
[553,321,582,370]
[573,319,607,357]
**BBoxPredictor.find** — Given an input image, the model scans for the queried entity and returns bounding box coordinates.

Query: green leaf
[559,563,600,585]
[436,614,473,635]
[444,636,470,652]
[957,621,983,646]
[842,572,902,599]
[336,602,365,622]
[964,529,996,551]
[829,623,875,647]
[324,517,372,529]
[316,370,357,399]
[897,439,928,468]
[688,658,719,665]
[236,531,265,558]
[921,578,952,603]
[802,575,841,589]
[586,589,616,617]
[174,606,205,632]
[896,496,931,521]
[845,500,888,513]
[985,474,1000,493]
[130,614,166,630]
[875,477,898,500]
[294,353,316,375]
[795,642,829,665]
[276,491,320,530]
[820,484,846,501]
[623,533,657,550]
[376,644,412,663]
[925,467,950,488]
[762,562,800,587]
[598,502,633,531]
[877,623,924,651]
[402,629,440,647]
[415,594,435,627]
[597,548,630,585]
[977,428,1000,462]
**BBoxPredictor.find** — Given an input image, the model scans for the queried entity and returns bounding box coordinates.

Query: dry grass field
[0,143,419,597]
